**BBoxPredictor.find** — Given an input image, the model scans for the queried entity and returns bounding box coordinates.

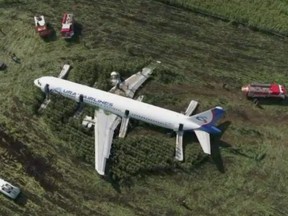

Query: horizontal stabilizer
[194,130,211,154]
[184,100,198,116]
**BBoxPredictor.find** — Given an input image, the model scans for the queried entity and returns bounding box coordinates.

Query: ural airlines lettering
[196,116,208,123]
[51,87,62,94]
[62,89,113,107]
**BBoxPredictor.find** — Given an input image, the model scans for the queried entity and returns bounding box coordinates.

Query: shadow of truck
[0,61,7,70]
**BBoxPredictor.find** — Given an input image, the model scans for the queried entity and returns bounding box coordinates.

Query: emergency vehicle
[61,13,74,39]
[241,83,286,99]
[0,178,21,199]
[34,15,51,37]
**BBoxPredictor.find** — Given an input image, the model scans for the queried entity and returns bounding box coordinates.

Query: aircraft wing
[109,61,161,98]
[95,61,161,174]
[94,109,121,175]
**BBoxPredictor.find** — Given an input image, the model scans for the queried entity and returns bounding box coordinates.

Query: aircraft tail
[189,106,225,154]
[189,106,224,133]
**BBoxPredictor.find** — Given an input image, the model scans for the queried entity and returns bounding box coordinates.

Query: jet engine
[110,71,121,87]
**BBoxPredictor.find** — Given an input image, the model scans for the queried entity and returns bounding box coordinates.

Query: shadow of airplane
[105,117,267,191]
[137,120,232,174]
[210,121,232,173]
[210,120,266,173]
[105,121,231,191]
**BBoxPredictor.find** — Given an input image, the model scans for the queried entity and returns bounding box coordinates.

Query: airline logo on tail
[190,106,225,134]
[195,116,208,123]
[192,107,225,154]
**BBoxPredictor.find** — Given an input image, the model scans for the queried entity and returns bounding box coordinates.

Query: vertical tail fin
[189,106,225,133]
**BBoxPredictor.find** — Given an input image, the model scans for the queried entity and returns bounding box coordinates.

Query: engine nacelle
[110,71,121,86]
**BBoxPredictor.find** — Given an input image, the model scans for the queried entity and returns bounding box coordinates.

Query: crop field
[0,0,288,215]
[162,0,288,36]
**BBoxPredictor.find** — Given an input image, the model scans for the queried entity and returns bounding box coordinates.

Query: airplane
[34,63,225,175]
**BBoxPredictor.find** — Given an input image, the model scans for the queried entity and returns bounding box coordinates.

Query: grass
[160,0,288,36]
[0,0,288,215]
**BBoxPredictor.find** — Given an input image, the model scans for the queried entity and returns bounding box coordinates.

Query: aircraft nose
[34,78,41,87]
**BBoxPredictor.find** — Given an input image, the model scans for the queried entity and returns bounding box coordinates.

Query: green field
[0,0,288,215]
[162,0,288,35]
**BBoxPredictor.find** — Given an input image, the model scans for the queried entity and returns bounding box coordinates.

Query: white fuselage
[34,77,200,131]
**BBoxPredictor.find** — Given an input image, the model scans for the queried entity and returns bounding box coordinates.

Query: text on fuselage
[62,89,113,107]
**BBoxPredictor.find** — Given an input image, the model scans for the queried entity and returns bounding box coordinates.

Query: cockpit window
[37,79,42,86]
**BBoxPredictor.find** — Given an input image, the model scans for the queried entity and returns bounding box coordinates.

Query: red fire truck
[241,83,286,99]
[61,13,74,39]
[34,15,51,37]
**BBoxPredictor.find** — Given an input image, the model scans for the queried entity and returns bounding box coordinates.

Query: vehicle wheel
[253,98,259,105]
